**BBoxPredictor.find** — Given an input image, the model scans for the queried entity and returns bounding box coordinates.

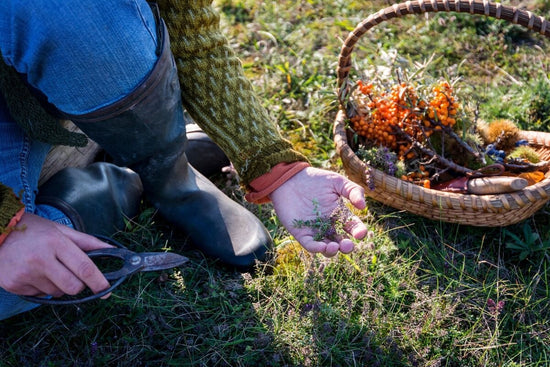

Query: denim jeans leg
[0,93,51,212]
[0,94,75,321]
[0,0,158,114]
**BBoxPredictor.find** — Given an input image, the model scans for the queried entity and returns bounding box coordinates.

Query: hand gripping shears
[20,236,189,305]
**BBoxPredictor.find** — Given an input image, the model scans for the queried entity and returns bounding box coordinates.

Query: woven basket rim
[336,0,550,96]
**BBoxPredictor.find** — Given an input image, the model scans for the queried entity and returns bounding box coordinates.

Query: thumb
[340,180,366,210]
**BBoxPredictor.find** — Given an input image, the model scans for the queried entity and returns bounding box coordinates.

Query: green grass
[2,1,550,366]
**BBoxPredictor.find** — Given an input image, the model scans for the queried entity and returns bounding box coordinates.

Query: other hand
[270,167,368,257]
[0,213,113,298]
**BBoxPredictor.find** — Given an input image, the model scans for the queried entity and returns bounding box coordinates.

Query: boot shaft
[65,18,186,168]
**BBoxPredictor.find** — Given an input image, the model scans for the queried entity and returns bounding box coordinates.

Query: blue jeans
[0,0,159,320]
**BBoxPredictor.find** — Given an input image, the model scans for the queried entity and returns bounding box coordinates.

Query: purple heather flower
[487,299,505,314]
[365,167,375,190]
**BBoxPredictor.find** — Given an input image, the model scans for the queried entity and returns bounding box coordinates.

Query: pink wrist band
[245,161,310,204]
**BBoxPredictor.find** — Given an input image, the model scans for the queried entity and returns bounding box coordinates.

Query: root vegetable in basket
[433,176,528,194]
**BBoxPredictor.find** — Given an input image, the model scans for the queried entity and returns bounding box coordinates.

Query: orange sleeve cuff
[245,161,310,204]
[0,206,25,246]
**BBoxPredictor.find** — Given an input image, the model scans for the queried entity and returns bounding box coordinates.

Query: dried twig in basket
[504,160,550,173]
[397,130,474,176]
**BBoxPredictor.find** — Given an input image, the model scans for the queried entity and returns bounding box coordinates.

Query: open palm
[270,167,368,257]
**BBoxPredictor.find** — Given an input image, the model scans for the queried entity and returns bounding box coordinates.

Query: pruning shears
[20,235,189,305]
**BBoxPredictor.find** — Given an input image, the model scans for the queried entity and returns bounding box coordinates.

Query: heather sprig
[356,145,406,189]
[292,199,358,242]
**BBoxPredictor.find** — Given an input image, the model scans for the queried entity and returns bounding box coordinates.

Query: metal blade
[139,252,189,272]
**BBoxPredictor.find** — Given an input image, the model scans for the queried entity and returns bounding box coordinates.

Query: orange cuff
[0,206,25,246]
[245,161,310,204]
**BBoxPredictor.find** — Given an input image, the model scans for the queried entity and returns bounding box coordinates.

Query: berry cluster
[401,164,431,188]
[427,81,459,128]
[350,80,459,161]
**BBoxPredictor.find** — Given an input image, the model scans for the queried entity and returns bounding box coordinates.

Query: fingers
[55,237,111,295]
[273,167,370,257]
[297,235,355,258]
[43,223,112,295]
[55,224,114,251]
[41,261,86,296]
[4,279,62,298]
[338,238,355,254]
[331,196,368,241]
[297,235,328,253]
[55,225,113,294]
[0,213,112,299]
[2,261,75,298]
[349,185,366,210]
[345,216,369,240]
[300,239,339,257]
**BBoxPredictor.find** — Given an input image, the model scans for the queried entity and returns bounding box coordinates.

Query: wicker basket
[333,0,550,227]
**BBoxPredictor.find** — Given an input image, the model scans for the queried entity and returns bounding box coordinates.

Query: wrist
[245,161,310,204]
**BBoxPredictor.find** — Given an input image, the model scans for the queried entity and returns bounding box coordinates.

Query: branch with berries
[347,78,550,190]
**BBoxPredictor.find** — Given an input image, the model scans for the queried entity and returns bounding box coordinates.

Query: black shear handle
[19,235,130,305]
[20,277,128,305]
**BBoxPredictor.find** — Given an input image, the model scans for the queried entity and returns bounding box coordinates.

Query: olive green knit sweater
[157,0,307,184]
[0,0,308,232]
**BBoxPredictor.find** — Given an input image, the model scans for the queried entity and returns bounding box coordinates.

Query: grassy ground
[2,1,550,366]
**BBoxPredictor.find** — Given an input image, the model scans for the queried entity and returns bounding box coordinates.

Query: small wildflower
[355,240,375,251]
[365,166,375,191]
[356,145,405,186]
[487,298,505,315]
[90,341,98,355]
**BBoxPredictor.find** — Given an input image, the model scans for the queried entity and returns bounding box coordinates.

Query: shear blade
[140,252,189,271]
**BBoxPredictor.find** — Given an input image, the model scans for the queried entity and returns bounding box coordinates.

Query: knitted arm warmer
[157,0,308,187]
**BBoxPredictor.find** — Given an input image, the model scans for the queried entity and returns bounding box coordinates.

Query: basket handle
[337,0,550,105]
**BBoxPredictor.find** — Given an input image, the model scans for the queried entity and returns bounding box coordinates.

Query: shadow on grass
[0,247,284,365]
[0,206,412,366]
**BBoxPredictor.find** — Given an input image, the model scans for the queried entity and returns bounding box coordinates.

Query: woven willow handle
[337,0,550,103]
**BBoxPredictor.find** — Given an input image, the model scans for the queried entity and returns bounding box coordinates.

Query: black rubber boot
[185,120,230,177]
[36,162,143,236]
[64,17,272,269]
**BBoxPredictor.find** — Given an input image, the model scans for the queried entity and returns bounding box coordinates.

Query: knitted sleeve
[0,184,25,245]
[157,0,308,187]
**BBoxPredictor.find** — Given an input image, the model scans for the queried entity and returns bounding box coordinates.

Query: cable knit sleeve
[156,0,308,187]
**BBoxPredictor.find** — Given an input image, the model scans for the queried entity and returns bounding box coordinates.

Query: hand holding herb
[270,167,368,257]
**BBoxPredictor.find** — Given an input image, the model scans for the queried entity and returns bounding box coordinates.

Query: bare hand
[270,167,368,257]
[0,213,113,298]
